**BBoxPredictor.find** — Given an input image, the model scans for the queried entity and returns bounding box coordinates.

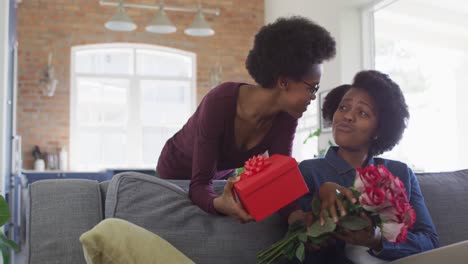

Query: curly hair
[245,16,336,88]
[322,84,351,122]
[322,70,409,156]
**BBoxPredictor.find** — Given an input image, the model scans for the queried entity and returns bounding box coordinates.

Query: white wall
[0,0,11,193]
[265,0,376,151]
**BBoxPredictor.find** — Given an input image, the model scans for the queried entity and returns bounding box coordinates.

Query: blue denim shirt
[298,147,439,261]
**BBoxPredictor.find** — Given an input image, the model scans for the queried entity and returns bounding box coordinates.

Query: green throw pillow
[80,218,194,264]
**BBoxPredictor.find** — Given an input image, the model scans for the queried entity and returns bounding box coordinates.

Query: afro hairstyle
[245,16,336,88]
[322,71,409,156]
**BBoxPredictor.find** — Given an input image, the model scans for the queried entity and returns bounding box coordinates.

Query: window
[71,44,195,171]
[292,100,320,162]
[364,0,468,172]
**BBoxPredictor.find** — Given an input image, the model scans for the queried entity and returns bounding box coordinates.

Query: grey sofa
[24,169,468,264]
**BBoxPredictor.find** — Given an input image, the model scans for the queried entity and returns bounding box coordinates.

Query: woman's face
[283,64,322,119]
[332,88,378,152]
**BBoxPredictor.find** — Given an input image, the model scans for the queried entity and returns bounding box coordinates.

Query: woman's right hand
[213,176,254,223]
[288,209,335,251]
[318,182,357,225]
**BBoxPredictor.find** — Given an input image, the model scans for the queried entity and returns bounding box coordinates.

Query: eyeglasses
[302,80,320,95]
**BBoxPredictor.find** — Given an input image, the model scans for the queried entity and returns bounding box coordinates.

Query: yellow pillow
[80,218,194,264]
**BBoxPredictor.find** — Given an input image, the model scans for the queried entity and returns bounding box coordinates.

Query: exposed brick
[18,0,264,169]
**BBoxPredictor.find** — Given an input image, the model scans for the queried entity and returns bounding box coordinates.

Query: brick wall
[17,0,264,169]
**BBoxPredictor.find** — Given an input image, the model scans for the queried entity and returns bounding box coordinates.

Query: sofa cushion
[105,172,286,264]
[416,169,468,246]
[80,218,194,264]
[28,179,103,264]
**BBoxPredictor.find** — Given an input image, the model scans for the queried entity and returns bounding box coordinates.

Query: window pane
[140,80,192,125]
[293,101,319,162]
[75,131,100,170]
[75,49,133,75]
[76,78,128,126]
[142,127,179,166]
[101,133,126,166]
[136,49,192,78]
[374,0,468,171]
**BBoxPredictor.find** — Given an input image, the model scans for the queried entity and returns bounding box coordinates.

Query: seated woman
[295,70,439,263]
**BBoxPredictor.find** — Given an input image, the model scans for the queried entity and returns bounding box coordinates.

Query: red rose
[382,222,405,242]
[396,226,409,243]
[402,206,416,228]
[379,207,399,222]
[377,165,395,186]
[357,165,382,187]
[360,186,386,211]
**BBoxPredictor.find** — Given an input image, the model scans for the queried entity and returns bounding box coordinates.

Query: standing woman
[157,16,336,222]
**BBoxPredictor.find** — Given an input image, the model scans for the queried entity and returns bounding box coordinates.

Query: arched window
[70,43,196,171]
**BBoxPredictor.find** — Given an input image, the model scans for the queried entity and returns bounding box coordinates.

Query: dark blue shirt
[298,147,439,261]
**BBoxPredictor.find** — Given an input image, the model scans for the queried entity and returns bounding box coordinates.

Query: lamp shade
[146,7,176,34]
[105,2,137,31]
[184,10,214,37]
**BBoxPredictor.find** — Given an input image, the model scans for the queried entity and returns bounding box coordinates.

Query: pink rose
[396,226,409,243]
[388,178,407,196]
[354,174,366,193]
[401,206,416,228]
[382,222,405,242]
[357,165,382,187]
[378,207,399,222]
[360,187,386,211]
[377,165,395,185]
[392,197,407,214]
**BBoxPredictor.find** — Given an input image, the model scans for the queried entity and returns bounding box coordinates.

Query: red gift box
[233,154,309,222]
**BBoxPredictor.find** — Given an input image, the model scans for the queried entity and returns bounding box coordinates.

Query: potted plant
[0,195,19,264]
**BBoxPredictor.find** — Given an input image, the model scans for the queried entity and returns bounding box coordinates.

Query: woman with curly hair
[293,70,438,263]
[156,16,336,222]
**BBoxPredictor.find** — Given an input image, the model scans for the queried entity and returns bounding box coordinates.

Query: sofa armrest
[27,179,104,264]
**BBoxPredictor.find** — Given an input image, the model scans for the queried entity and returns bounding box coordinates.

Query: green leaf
[0,196,10,227]
[0,243,9,264]
[298,233,307,242]
[285,242,297,260]
[308,234,329,244]
[311,196,321,217]
[303,128,322,144]
[0,233,19,251]
[340,215,370,230]
[287,221,305,236]
[307,216,336,237]
[235,167,244,176]
[295,243,305,262]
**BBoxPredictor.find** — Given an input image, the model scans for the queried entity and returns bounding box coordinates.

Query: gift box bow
[240,155,271,179]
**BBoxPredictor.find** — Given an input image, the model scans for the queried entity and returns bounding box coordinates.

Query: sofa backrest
[416,169,468,247]
[105,172,287,264]
[27,179,104,264]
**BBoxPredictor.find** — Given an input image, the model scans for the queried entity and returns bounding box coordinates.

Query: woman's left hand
[333,213,383,251]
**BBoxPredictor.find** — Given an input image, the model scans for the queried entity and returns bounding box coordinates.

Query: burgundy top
[157,82,298,214]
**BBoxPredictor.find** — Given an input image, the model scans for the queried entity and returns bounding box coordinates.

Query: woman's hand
[288,209,314,226]
[213,176,254,223]
[318,182,357,224]
[287,210,336,251]
[333,213,383,251]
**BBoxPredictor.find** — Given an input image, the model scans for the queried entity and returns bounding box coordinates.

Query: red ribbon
[240,155,271,179]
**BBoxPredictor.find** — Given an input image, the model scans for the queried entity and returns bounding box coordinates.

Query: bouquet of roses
[257,164,416,264]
